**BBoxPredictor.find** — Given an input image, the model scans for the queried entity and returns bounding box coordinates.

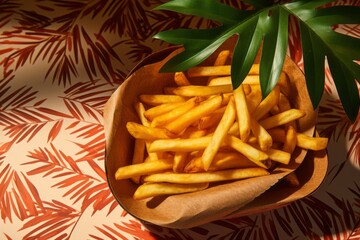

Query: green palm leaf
[153,0,360,122]
[258,6,289,97]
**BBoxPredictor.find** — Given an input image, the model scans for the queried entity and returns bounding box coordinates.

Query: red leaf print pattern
[1,0,360,239]
[61,79,115,122]
[91,221,158,240]
[48,119,63,142]
[0,76,71,146]
[0,159,44,222]
[25,143,110,209]
[20,200,80,239]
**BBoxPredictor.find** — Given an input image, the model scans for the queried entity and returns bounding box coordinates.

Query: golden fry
[278,93,297,128]
[132,139,145,165]
[207,76,231,86]
[197,113,222,129]
[296,133,328,151]
[196,111,224,130]
[131,139,146,184]
[185,152,257,173]
[172,85,233,97]
[228,122,239,137]
[139,94,187,106]
[183,157,205,173]
[165,95,222,134]
[221,93,233,106]
[182,126,207,138]
[174,72,191,86]
[224,135,269,168]
[234,85,251,142]
[283,126,297,154]
[206,50,231,84]
[264,148,291,165]
[134,102,150,127]
[149,136,213,152]
[252,86,280,120]
[259,109,306,129]
[188,65,231,77]
[202,98,236,170]
[133,182,209,200]
[144,168,269,184]
[151,97,200,127]
[246,87,262,113]
[144,102,184,121]
[115,159,173,180]
[268,128,328,151]
[211,152,258,169]
[146,151,160,162]
[172,128,207,172]
[173,152,188,173]
[243,75,260,84]
[213,50,230,66]
[145,141,160,162]
[207,75,262,87]
[135,102,162,161]
[126,122,175,140]
[250,118,273,151]
[242,84,252,95]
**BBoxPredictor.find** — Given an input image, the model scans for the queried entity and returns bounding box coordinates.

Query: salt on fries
[115,50,328,200]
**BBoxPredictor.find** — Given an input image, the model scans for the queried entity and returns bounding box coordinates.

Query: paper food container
[103,38,328,229]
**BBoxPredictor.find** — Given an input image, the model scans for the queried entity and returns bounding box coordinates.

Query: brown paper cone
[104,37,328,229]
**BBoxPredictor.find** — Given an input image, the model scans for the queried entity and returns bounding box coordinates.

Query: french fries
[131,139,146,183]
[144,102,186,121]
[174,72,191,86]
[151,97,200,127]
[115,159,173,180]
[149,136,213,152]
[296,133,328,151]
[114,50,329,200]
[252,86,280,120]
[283,126,297,154]
[202,97,236,170]
[224,135,269,168]
[185,152,258,172]
[139,94,187,106]
[126,122,174,140]
[259,109,306,129]
[234,85,251,142]
[134,182,209,200]
[165,95,222,134]
[143,168,269,184]
[171,85,233,97]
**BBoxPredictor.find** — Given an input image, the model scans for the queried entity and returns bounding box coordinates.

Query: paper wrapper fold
[104,38,328,229]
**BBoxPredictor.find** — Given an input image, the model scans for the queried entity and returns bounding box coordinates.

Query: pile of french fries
[115,50,328,200]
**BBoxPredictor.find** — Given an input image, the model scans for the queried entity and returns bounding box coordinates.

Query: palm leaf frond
[153,0,360,121]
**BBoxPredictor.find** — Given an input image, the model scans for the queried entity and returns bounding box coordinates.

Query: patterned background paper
[0,0,359,239]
